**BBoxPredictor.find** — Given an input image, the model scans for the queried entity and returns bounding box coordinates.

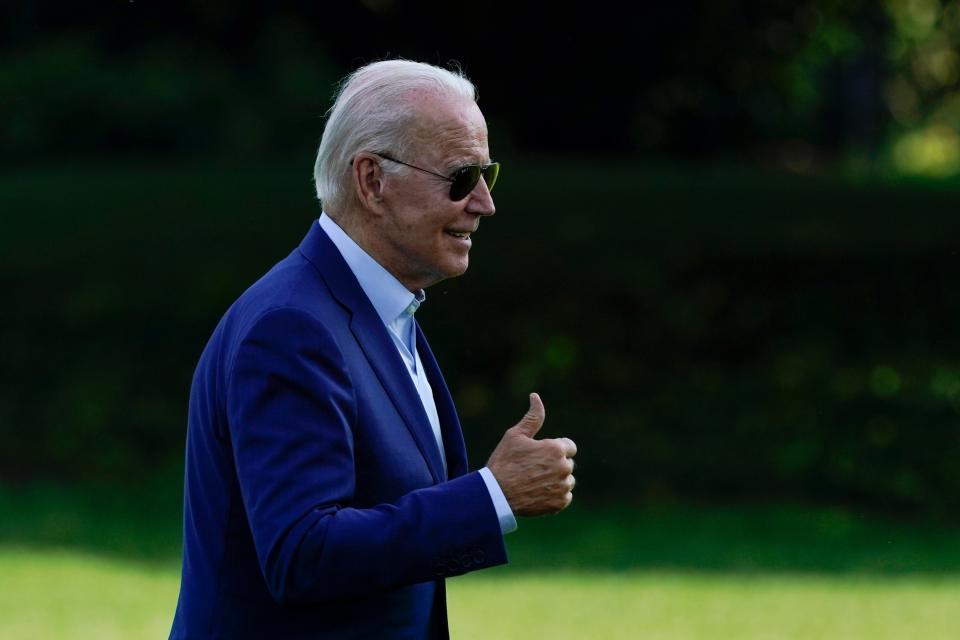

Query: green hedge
[3,161,959,515]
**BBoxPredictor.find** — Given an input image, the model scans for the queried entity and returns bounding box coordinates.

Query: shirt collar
[318,213,425,326]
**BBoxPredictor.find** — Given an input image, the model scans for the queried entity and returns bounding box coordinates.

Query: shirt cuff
[478,466,518,535]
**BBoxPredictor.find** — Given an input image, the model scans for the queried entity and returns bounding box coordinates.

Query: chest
[339,336,444,506]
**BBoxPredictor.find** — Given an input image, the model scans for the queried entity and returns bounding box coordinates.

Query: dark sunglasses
[373,152,500,201]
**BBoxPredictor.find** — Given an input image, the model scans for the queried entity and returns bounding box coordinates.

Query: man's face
[376,92,496,291]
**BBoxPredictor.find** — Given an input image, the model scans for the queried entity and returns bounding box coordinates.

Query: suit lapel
[415,321,468,479]
[298,223,447,484]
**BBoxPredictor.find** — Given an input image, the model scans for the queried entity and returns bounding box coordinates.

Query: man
[170,59,577,639]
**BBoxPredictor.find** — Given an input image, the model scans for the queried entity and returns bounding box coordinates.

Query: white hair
[313,59,477,213]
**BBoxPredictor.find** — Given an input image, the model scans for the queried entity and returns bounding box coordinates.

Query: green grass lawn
[0,547,176,640]
[1,548,958,639]
[2,485,960,638]
[448,571,960,639]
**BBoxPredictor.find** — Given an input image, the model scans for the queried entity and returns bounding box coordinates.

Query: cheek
[418,208,451,236]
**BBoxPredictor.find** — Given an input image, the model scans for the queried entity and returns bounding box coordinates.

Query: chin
[448,258,470,277]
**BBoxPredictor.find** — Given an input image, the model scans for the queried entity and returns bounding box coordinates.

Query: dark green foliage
[0,2,894,161]
[2,161,959,516]
[0,26,338,161]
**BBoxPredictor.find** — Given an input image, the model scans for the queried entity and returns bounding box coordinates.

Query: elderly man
[169,59,577,639]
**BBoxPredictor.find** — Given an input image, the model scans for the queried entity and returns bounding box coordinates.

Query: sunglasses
[373,152,500,201]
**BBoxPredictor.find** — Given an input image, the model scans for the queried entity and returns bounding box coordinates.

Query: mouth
[444,229,473,240]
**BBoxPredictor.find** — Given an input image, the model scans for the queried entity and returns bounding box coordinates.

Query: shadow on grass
[0,481,183,566]
[504,502,960,576]
[3,482,960,575]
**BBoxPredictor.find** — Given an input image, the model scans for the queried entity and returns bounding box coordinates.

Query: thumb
[512,392,545,438]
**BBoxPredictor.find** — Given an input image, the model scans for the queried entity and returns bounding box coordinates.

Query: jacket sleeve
[225,306,507,605]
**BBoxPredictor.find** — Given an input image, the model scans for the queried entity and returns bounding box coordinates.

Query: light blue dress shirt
[319,214,517,535]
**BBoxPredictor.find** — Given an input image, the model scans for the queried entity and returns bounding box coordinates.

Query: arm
[226,307,507,605]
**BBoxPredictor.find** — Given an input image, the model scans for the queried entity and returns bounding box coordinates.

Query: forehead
[406,90,489,164]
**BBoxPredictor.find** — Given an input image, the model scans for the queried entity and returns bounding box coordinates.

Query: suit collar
[298,222,449,483]
[317,213,424,327]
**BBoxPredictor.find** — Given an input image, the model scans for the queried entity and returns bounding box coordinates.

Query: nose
[465,177,496,217]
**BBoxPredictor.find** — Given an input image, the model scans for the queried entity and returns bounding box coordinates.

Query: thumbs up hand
[486,393,577,517]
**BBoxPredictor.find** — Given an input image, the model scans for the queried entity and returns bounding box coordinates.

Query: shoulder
[216,250,350,366]
[233,249,344,328]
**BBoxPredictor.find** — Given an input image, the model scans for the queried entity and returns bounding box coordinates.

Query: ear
[351,153,388,215]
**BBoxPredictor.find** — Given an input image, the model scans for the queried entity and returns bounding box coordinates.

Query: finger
[512,392,545,438]
[566,474,576,491]
[559,437,577,457]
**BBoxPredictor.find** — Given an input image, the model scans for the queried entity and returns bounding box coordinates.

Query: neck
[326,209,430,293]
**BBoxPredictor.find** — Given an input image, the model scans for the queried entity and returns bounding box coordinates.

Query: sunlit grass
[449,570,960,640]
[3,485,960,638]
[1,547,959,640]
[0,547,179,640]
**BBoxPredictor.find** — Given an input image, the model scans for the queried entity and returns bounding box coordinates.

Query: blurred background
[2,1,960,638]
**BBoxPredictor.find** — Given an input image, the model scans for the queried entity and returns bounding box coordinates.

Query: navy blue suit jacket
[170,223,508,639]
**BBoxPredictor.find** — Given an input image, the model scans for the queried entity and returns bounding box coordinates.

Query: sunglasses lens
[483,163,500,192]
[449,166,481,201]
[448,163,500,200]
